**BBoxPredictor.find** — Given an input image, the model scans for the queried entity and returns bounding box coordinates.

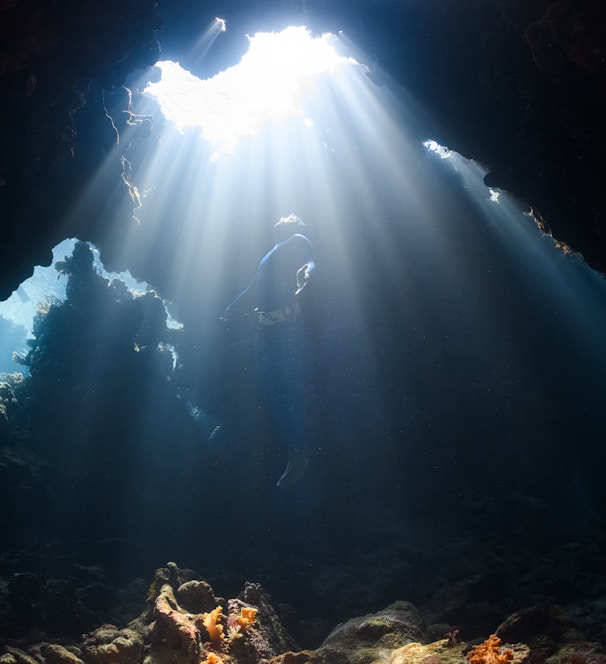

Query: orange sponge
[202,606,225,644]
[236,606,258,629]
[467,635,513,664]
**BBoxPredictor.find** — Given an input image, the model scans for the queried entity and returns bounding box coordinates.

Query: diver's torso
[256,234,311,311]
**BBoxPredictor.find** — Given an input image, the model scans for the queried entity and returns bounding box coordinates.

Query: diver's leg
[256,326,310,487]
[274,327,310,488]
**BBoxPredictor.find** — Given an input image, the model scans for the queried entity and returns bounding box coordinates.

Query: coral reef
[1,562,606,664]
[140,563,293,664]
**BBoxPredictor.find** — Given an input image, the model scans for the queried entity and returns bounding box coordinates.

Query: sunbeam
[118,25,440,336]
[144,26,357,160]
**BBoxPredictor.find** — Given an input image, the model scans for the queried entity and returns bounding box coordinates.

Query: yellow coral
[236,607,258,629]
[467,635,513,664]
[202,606,225,644]
[201,653,223,664]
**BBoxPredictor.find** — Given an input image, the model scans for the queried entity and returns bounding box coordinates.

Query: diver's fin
[276,451,309,489]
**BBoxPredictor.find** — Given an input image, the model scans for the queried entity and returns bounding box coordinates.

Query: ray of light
[422,140,606,382]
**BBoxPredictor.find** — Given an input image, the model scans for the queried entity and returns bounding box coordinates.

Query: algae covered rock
[390,640,468,664]
[0,648,39,664]
[81,624,144,664]
[316,601,429,664]
[176,580,218,614]
[37,644,85,664]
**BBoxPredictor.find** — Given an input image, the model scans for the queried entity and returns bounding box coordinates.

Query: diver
[222,214,316,488]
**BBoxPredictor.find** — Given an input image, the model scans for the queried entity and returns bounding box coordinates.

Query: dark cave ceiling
[1,0,605,300]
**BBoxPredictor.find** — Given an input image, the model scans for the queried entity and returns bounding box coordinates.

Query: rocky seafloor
[1,559,605,664]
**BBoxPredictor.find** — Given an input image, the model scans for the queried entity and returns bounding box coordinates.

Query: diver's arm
[304,258,316,277]
[292,234,315,295]
[295,260,315,295]
[222,272,258,322]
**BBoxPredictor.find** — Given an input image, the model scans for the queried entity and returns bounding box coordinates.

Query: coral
[0,564,288,664]
[236,607,258,630]
[151,584,201,659]
[467,635,513,664]
[201,607,225,644]
[197,601,258,646]
[200,654,223,664]
[144,566,265,664]
[226,606,258,640]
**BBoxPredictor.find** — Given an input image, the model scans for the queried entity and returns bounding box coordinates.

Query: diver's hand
[295,264,311,295]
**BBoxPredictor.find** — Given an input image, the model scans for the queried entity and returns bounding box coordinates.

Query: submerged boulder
[316,601,429,664]
[81,625,144,664]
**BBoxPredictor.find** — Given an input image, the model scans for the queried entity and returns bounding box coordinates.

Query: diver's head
[273,214,305,243]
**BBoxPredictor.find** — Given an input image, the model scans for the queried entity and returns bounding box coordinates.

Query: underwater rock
[238,582,300,656]
[495,604,581,654]
[269,651,320,664]
[0,546,149,641]
[7,572,95,636]
[546,641,606,664]
[148,583,201,660]
[391,639,488,664]
[81,624,144,664]
[140,564,297,664]
[316,630,529,664]
[316,601,428,664]
[36,644,84,664]
[0,648,39,664]
[176,580,218,615]
[0,381,16,438]
[420,573,514,640]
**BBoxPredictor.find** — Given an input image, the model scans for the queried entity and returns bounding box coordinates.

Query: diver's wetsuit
[224,227,315,485]
[225,233,314,456]
[254,234,314,455]
[255,233,313,313]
